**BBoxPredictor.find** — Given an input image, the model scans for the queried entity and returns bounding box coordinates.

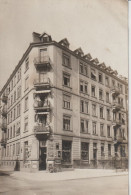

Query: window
[92,122,97,135]
[93,143,97,160]
[81,142,89,160]
[80,63,88,76]
[17,86,21,99]
[62,141,72,163]
[92,104,96,116]
[107,125,110,137]
[10,127,12,138]
[11,111,12,122]
[25,57,29,71]
[25,97,28,111]
[63,94,71,109]
[99,73,103,83]
[14,75,16,86]
[13,125,15,137]
[91,86,96,97]
[105,76,109,86]
[25,77,29,90]
[24,117,28,132]
[112,80,115,87]
[107,109,110,120]
[24,141,28,162]
[99,89,103,100]
[62,53,70,67]
[63,73,70,87]
[80,119,88,133]
[108,144,111,156]
[80,100,84,113]
[17,104,21,117]
[63,115,71,131]
[100,107,104,118]
[91,69,96,80]
[106,92,109,103]
[14,91,16,102]
[11,80,13,91]
[101,143,105,157]
[14,107,16,120]
[13,144,15,156]
[16,121,20,136]
[100,124,104,136]
[11,95,13,106]
[120,145,126,157]
[16,142,20,156]
[80,81,88,94]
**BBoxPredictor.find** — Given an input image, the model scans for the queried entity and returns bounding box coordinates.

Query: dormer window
[74,48,84,57]
[91,69,96,80]
[59,38,70,48]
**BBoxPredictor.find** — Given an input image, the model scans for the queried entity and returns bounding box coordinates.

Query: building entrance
[39,147,47,170]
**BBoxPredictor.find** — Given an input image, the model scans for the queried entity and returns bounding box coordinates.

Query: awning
[34,90,51,94]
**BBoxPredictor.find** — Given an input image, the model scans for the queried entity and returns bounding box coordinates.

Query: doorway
[39,147,47,170]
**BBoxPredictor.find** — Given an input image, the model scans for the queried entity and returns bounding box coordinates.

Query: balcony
[34,78,50,90]
[34,100,50,112]
[111,86,121,97]
[114,136,127,144]
[1,138,7,148]
[1,123,7,132]
[112,119,122,127]
[34,125,51,139]
[1,106,7,117]
[2,95,8,103]
[34,56,51,69]
[112,101,123,112]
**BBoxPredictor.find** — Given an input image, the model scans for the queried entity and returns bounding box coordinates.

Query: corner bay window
[63,73,70,87]
[63,115,71,131]
[62,141,72,164]
[81,142,89,161]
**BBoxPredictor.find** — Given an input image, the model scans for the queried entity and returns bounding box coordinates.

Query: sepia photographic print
[0,0,129,194]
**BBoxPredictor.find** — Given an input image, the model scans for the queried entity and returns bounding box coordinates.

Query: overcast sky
[0,0,128,90]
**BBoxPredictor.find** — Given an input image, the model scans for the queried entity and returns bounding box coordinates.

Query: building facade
[0,32,128,171]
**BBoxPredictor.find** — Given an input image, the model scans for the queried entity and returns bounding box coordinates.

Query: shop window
[62,141,72,163]
[81,142,89,160]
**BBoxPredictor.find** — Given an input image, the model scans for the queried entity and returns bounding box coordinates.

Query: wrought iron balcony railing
[34,56,51,69]
[34,78,50,89]
[34,124,51,134]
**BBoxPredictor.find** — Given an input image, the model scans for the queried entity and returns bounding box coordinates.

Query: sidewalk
[9,169,128,182]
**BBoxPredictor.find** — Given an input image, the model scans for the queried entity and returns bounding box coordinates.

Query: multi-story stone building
[0,32,128,171]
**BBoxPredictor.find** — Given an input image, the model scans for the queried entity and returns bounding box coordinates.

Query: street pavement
[0,172,128,195]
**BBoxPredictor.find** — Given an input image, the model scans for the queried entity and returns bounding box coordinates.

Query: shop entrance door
[39,147,47,170]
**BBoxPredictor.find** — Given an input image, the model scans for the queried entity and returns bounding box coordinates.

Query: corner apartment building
[0,32,128,171]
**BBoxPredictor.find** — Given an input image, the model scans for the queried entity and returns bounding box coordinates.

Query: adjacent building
[0,32,128,171]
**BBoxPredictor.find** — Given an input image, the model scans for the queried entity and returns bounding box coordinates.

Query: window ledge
[93,134,98,136]
[63,129,73,132]
[80,132,90,135]
[80,92,89,96]
[80,112,89,115]
[62,85,72,90]
[79,73,89,78]
[100,117,105,120]
[62,64,72,70]
[92,115,97,118]
[100,135,106,137]
[23,130,28,133]
[91,96,97,99]
[63,107,72,111]
[24,109,29,113]
[24,88,29,93]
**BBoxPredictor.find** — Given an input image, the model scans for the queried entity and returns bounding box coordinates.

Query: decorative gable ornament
[90,58,99,65]
[59,38,70,48]
[39,32,52,42]
[98,62,106,69]
[74,47,84,57]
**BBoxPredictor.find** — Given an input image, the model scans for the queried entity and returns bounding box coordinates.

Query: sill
[24,109,29,113]
[80,91,89,96]
[24,130,28,133]
[24,68,29,74]
[107,136,112,138]
[63,107,72,111]
[93,134,98,136]
[80,73,89,78]
[62,64,72,70]
[80,132,90,135]
[91,96,97,99]
[100,117,105,120]
[80,112,89,116]
[98,81,103,85]
[99,99,104,102]
[63,129,73,132]
[91,78,97,81]
[92,115,97,118]
[62,85,72,90]
[24,88,29,93]
[100,135,106,137]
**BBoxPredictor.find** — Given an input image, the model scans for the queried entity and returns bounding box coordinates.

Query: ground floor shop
[0,134,128,171]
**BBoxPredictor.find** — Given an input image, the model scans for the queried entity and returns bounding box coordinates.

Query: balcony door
[39,73,46,83]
